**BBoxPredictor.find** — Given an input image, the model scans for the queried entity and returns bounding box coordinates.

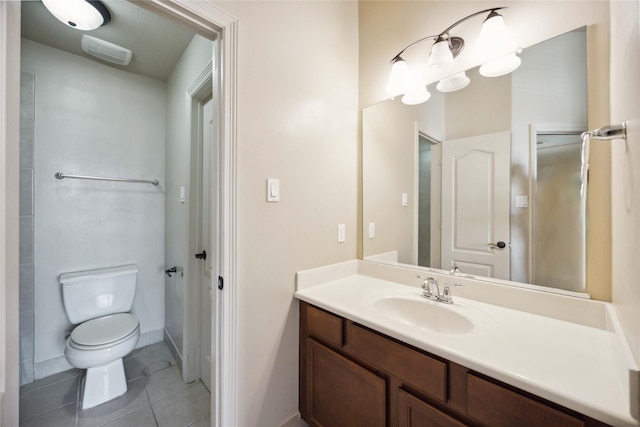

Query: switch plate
[267,178,280,202]
[179,186,186,203]
[368,222,375,239]
[402,193,408,207]
[337,224,346,243]
[515,195,528,208]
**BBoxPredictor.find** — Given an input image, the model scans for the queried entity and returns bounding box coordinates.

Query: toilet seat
[69,313,139,349]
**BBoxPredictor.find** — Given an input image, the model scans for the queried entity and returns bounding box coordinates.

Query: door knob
[195,250,207,260]
[488,241,507,249]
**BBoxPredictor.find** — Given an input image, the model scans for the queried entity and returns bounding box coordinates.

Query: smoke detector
[81,35,133,66]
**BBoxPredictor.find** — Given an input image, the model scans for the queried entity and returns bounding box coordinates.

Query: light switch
[337,224,346,243]
[179,186,186,203]
[368,222,375,239]
[515,195,528,208]
[402,193,408,207]
[267,178,280,202]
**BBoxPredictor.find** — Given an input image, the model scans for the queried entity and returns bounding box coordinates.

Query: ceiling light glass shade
[427,39,454,69]
[436,72,470,92]
[385,58,409,97]
[402,83,431,105]
[476,12,516,61]
[479,52,521,77]
[42,0,111,31]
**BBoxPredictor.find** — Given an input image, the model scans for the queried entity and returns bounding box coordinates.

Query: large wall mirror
[363,27,589,295]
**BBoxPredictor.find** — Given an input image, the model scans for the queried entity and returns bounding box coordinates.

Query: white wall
[164,34,212,372]
[21,40,166,377]
[610,0,640,365]
[214,2,359,425]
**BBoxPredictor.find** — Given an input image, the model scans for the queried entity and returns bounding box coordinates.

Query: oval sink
[373,296,490,335]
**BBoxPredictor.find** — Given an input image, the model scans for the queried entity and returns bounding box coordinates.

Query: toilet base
[80,358,128,409]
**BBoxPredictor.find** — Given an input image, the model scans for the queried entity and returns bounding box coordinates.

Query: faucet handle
[442,282,463,304]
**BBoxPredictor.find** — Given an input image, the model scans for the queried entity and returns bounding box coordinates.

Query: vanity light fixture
[42,0,111,31]
[385,7,520,104]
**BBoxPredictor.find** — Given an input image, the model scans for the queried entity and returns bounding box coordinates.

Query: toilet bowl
[60,265,140,409]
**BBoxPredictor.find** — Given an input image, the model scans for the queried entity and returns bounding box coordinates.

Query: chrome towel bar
[55,172,159,186]
[584,121,627,141]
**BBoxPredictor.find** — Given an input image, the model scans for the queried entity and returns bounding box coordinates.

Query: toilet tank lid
[59,264,139,284]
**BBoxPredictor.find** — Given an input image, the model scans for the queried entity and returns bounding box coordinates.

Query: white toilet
[60,264,141,409]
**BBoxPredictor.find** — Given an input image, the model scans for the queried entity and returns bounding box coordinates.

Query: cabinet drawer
[399,389,468,427]
[467,373,584,427]
[347,322,447,402]
[306,304,343,348]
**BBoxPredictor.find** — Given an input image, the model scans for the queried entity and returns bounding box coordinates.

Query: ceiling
[21,0,198,82]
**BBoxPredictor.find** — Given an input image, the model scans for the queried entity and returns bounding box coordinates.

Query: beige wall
[362,97,443,264]
[214,2,359,425]
[610,0,640,365]
[359,1,612,300]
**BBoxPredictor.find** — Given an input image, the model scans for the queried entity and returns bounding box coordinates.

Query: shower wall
[21,39,166,380]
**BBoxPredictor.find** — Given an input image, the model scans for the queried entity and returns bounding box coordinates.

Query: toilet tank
[60,264,138,324]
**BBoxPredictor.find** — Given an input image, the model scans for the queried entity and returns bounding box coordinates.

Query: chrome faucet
[450,261,460,276]
[416,275,462,304]
[425,277,440,299]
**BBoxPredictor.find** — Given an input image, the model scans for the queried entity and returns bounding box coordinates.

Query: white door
[441,131,511,279]
[198,98,216,392]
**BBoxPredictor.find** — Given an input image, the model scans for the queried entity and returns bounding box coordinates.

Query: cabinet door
[306,338,386,427]
[398,389,468,427]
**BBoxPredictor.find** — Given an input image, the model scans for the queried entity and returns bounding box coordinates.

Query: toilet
[60,264,140,409]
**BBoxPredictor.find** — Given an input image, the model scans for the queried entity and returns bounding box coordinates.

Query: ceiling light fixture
[42,0,111,31]
[385,7,520,105]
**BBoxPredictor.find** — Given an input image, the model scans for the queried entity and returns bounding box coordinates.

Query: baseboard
[280,412,308,427]
[163,329,183,373]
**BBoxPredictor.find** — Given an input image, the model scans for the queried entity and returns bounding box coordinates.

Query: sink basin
[373,296,493,335]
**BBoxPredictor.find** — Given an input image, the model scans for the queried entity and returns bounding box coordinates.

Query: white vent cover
[81,35,132,66]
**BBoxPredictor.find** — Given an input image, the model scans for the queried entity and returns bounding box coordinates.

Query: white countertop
[295,268,639,427]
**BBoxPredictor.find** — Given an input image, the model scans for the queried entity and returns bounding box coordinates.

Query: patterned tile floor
[19,342,211,427]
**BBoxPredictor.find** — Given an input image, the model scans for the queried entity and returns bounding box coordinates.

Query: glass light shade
[476,12,516,61]
[42,0,109,30]
[402,84,431,105]
[436,72,470,92]
[479,52,521,77]
[385,58,409,97]
[427,40,454,69]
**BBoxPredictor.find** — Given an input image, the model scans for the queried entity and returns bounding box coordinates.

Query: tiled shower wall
[20,72,35,385]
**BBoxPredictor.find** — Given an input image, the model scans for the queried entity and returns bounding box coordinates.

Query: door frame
[0,2,239,426]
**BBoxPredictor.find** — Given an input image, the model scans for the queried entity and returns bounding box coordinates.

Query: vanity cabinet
[299,301,610,427]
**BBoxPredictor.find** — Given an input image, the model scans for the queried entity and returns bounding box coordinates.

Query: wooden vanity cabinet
[299,301,611,427]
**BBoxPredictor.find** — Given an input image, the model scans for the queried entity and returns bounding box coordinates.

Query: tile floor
[19,342,211,427]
